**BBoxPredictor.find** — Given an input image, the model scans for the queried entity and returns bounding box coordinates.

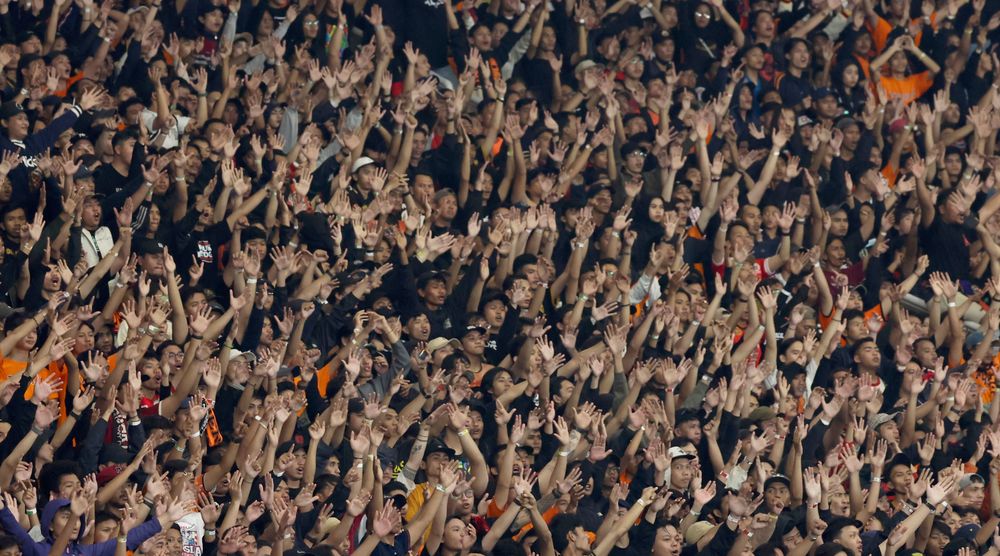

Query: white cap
[229,348,257,363]
[350,156,376,173]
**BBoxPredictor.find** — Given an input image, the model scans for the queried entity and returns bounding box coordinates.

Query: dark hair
[549,514,586,553]
[0,534,18,549]
[814,543,852,556]
[39,460,82,499]
[94,510,120,527]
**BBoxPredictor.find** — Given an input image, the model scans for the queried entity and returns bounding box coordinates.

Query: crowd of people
[0,0,995,553]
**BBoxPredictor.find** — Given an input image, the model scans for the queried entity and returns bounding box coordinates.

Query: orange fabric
[868,14,935,54]
[513,505,561,541]
[204,409,223,448]
[0,357,26,381]
[315,361,334,397]
[53,72,85,98]
[28,362,69,421]
[853,54,872,82]
[882,164,898,188]
[486,497,509,519]
[878,72,934,106]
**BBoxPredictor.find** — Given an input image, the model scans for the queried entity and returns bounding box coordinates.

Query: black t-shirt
[180,221,233,294]
[403,0,448,68]
[94,165,130,197]
[920,216,973,282]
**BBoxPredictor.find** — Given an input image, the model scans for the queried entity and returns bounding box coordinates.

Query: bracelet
[143,497,156,508]
[636,498,647,507]
[558,449,571,457]
[115,281,128,289]
[247,278,258,285]
[205,529,216,536]
[190,333,203,340]
[69,411,81,419]
[457,429,469,437]
[871,477,881,483]
[25,508,36,515]
[117,536,127,543]
[130,418,142,426]
[174,444,185,453]
[435,484,447,493]
[30,425,44,435]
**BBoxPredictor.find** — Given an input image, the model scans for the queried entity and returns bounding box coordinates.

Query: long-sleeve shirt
[0,508,162,556]
[356,341,413,401]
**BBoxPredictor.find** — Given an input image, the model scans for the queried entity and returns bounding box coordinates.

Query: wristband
[457,429,469,437]
[25,508,36,515]
[247,278,258,285]
[118,536,127,543]
[30,425,44,435]
[435,484,447,493]
[558,449,571,457]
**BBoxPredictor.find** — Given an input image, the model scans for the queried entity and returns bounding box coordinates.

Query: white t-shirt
[140,109,191,150]
[176,511,205,555]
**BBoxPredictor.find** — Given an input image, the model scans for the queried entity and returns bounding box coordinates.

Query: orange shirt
[878,72,934,106]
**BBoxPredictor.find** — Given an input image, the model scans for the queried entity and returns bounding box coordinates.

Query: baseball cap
[823,517,862,543]
[0,102,25,119]
[764,474,792,491]
[424,438,456,459]
[134,238,166,256]
[574,59,598,74]
[350,156,376,173]
[228,348,257,363]
[870,412,898,430]
[685,521,714,545]
[461,325,487,338]
[668,447,695,460]
[959,473,985,489]
[426,337,461,354]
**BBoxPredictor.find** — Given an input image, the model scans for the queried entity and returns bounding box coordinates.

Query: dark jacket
[0,498,162,555]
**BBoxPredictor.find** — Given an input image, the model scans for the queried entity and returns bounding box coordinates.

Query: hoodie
[0,498,162,556]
